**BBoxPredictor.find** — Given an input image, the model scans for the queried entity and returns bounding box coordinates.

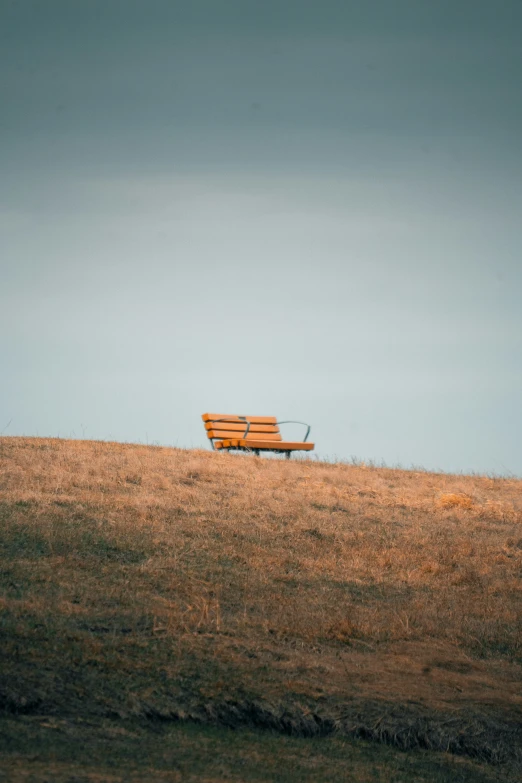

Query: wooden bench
[202,413,314,458]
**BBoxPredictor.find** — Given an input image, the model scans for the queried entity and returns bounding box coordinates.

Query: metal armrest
[277,420,311,442]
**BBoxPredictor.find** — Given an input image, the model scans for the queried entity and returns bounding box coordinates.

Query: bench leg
[286,451,291,460]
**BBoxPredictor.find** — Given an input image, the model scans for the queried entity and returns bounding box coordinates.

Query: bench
[202,413,314,458]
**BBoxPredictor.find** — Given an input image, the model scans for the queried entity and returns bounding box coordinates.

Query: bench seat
[202,413,314,458]
[214,439,314,451]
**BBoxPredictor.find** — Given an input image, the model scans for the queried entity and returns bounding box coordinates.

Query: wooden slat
[205,422,280,434]
[202,413,277,425]
[219,439,314,451]
[206,430,282,441]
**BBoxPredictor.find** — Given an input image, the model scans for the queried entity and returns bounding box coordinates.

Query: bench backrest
[202,413,282,443]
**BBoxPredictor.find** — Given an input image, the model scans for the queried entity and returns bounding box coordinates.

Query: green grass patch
[0,717,513,783]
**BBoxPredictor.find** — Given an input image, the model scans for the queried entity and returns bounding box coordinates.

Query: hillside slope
[1,437,521,780]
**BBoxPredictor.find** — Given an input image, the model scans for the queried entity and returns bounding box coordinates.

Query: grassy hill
[1,436,521,781]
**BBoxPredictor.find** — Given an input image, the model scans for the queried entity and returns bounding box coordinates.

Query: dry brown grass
[1,436,522,773]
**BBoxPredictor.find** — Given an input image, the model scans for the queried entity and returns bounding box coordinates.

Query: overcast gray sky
[1,0,521,475]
